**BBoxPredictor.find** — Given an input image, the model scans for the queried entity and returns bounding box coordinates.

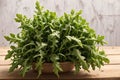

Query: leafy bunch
[4,1,109,78]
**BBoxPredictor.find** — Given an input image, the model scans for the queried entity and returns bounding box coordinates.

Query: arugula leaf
[66,36,83,47]
[5,50,14,60]
[50,54,63,77]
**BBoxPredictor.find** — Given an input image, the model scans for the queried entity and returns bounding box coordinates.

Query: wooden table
[0,47,120,80]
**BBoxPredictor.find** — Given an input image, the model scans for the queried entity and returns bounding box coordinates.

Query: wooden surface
[0,46,120,80]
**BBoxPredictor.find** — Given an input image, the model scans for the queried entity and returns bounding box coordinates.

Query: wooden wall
[0,0,120,46]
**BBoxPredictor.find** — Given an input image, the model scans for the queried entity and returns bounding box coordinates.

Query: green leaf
[66,36,83,47]
[76,10,82,16]
[21,66,30,77]
[91,63,95,70]
[23,49,35,56]
[53,62,63,77]
[22,42,35,52]
[97,35,107,45]
[5,50,14,60]
[15,14,23,22]
[50,31,60,38]
[10,33,15,38]
[16,14,23,19]
[10,46,16,50]
[71,9,75,15]
[74,62,81,73]
[4,36,10,41]
[35,51,44,78]
[50,54,62,77]
[73,49,88,70]
[20,59,30,77]
[9,62,19,72]
[35,0,43,14]
[35,42,47,51]
[95,59,101,68]
[103,57,110,64]
[15,18,21,22]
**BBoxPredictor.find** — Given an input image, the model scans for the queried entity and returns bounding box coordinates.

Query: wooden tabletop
[0,46,120,80]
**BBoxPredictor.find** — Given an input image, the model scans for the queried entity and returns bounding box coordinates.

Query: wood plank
[0,47,9,56]
[100,46,120,55]
[0,65,120,79]
[107,55,120,65]
[0,47,120,79]
[100,46,120,49]
[0,56,11,65]
[1,54,120,65]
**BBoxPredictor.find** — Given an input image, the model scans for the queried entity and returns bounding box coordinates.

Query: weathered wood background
[0,0,120,46]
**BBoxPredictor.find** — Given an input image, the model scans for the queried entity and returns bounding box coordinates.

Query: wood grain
[0,65,120,79]
[0,47,120,79]
[0,56,11,65]
[0,47,9,56]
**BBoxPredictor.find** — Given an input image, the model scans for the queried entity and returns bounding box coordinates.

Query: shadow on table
[1,69,94,79]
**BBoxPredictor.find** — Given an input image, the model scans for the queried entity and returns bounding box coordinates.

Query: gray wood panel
[0,0,120,46]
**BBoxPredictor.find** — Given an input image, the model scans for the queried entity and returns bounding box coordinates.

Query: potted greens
[4,1,109,78]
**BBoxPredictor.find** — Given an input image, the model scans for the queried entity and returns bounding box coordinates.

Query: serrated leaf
[95,59,101,68]
[14,18,21,22]
[5,50,14,60]
[74,62,81,73]
[22,42,35,52]
[73,49,88,70]
[66,36,83,47]
[16,14,22,19]
[23,49,34,56]
[10,46,16,50]
[103,57,110,64]
[53,62,63,78]
[4,36,10,41]
[76,10,82,16]
[9,62,19,72]
[21,59,30,77]
[36,55,44,78]
[71,9,75,15]
[10,33,15,38]
[21,66,30,77]
[91,63,95,70]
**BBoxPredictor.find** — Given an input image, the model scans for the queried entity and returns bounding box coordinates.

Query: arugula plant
[4,1,109,78]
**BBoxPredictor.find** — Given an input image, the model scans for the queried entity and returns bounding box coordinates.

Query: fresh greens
[4,1,109,78]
